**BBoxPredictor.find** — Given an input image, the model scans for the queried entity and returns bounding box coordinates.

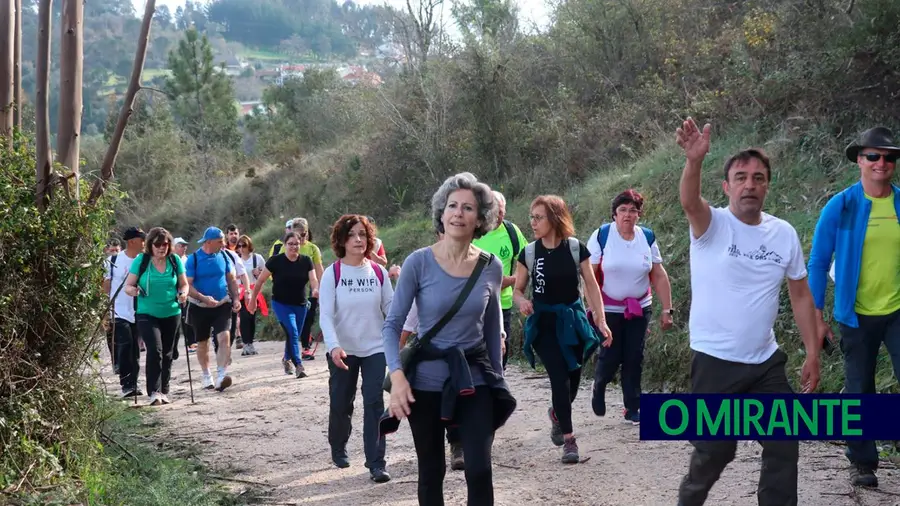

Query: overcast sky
[132,0,555,33]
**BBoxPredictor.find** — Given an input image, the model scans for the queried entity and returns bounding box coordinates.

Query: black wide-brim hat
[845,126,900,162]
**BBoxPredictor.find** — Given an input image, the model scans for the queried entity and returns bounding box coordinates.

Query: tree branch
[88,0,156,205]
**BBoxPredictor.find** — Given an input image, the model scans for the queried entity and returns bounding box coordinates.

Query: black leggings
[300,297,318,349]
[239,299,256,345]
[408,387,495,506]
[137,314,180,395]
[534,317,583,434]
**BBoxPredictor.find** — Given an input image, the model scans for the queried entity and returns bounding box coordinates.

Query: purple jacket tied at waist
[601,288,649,320]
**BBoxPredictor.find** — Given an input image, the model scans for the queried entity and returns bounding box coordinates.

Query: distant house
[218,54,248,76]
[342,69,383,87]
[239,100,266,117]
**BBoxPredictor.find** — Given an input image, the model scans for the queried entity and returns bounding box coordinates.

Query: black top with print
[518,239,590,305]
[266,253,313,306]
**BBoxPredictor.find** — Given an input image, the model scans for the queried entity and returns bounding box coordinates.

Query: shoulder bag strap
[412,251,491,350]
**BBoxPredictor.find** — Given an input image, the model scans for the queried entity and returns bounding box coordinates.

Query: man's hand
[232,299,241,313]
[330,347,349,370]
[676,117,711,163]
[801,355,821,393]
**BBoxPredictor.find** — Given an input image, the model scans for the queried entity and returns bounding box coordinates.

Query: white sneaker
[215,372,232,392]
[202,374,214,390]
[149,392,162,406]
[160,393,170,405]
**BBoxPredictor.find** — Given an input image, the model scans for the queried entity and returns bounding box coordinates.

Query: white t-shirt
[319,260,394,357]
[223,249,248,280]
[689,207,807,364]
[403,300,419,333]
[587,224,662,312]
[241,253,266,285]
[105,251,137,323]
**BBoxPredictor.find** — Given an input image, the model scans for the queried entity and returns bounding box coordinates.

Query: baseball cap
[285,219,293,228]
[122,227,146,241]
[197,226,225,244]
[173,237,188,246]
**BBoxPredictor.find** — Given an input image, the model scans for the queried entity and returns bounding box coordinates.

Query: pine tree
[164,28,239,151]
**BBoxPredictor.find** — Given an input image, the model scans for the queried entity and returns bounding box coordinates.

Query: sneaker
[623,409,640,425]
[849,464,878,488]
[248,343,258,355]
[121,387,143,398]
[592,380,607,416]
[241,347,250,356]
[149,392,162,406]
[302,348,315,360]
[295,362,307,379]
[548,407,564,447]
[236,341,244,349]
[450,442,465,471]
[160,393,171,405]
[202,374,214,390]
[282,359,294,375]
[215,374,232,392]
[561,437,579,464]
[370,467,391,483]
[332,449,350,469]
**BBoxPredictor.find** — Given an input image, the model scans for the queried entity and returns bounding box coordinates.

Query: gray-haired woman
[381,172,516,506]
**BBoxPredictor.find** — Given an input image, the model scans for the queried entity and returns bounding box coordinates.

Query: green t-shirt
[473,221,528,309]
[129,253,186,318]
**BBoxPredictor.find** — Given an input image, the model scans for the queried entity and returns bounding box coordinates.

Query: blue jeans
[839,308,900,470]
[272,300,308,366]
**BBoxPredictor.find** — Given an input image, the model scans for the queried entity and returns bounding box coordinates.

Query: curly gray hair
[431,172,498,239]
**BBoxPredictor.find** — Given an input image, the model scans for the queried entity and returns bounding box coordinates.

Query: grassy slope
[306,125,895,394]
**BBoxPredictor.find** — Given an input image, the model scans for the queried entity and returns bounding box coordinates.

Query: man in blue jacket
[807,126,900,489]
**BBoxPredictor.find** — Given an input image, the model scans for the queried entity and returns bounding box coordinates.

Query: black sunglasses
[153,241,169,247]
[862,152,900,163]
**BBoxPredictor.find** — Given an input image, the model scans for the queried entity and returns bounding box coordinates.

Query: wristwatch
[662,308,675,316]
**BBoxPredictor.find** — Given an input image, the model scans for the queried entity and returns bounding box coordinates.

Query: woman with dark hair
[587,189,673,425]
[513,195,612,464]
[237,234,266,356]
[319,215,393,482]
[382,172,515,506]
[124,227,189,406]
[247,231,319,378]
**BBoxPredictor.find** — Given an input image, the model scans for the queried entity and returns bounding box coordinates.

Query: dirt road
[101,341,899,506]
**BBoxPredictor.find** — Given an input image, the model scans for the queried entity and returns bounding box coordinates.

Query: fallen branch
[208,474,270,487]
[495,462,521,470]
[99,430,137,462]
[869,488,900,497]
[174,424,249,437]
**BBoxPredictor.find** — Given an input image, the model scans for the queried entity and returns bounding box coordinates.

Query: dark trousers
[594,309,650,412]
[114,318,140,390]
[213,311,239,353]
[501,308,512,369]
[106,322,116,367]
[678,349,798,506]
[137,314,180,395]
[239,300,257,345]
[533,316,583,434]
[408,387,495,506]
[300,297,318,349]
[839,309,900,470]
[326,352,387,469]
[180,303,195,347]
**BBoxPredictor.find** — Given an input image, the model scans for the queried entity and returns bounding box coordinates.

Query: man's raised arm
[676,117,714,239]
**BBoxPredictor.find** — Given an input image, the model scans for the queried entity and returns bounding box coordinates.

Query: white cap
[285,219,293,228]
[173,237,188,246]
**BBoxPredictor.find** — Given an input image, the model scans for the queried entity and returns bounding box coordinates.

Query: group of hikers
[101,120,900,505]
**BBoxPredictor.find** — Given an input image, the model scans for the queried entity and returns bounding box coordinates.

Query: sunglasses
[236,244,248,249]
[153,241,169,247]
[862,152,899,163]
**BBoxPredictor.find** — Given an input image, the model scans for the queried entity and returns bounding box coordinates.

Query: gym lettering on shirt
[517,240,590,305]
[688,207,807,365]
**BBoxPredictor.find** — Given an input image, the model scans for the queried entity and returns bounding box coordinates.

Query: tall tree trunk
[0,1,13,144]
[87,0,156,205]
[35,0,52,211]
[57,0,83,198]
[13,0,21,129]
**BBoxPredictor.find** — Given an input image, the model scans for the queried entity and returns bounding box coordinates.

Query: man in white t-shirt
[675,118,821,506]
[103,227,146,398]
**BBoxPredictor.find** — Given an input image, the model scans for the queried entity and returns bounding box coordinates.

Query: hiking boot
[295,362,307,379]
[282,359,294,375]
[849,464,878,488]
[202,374,215,390]
[215,374,232,392]
[548,407,564,447]
[332,449,350,469]
[450,442,465,471]
[592,380,607,417]
[624,409,640,425]
[370,467,391,483]
[302,347,315,360]
[561,437,579,464]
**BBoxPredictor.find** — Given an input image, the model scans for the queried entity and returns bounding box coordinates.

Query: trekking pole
[181,306,195,404]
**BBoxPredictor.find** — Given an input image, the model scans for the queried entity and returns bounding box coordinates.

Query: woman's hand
[592,311,613,347]
[311,288,319,299]
[177,291,187,305]
[388,370,415,419]
[246,298,257,314]
[661,311,674,330]
[516,297,534,316]
[125,285,139,297]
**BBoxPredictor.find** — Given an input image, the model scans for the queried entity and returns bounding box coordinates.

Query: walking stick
[181,305,195,404]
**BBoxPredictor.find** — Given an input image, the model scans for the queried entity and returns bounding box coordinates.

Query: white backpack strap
[568,237,584,299]
[524,242,535,283]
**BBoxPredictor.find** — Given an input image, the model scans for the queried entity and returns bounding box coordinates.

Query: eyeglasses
[286,242,301,247]
[153,241,169,247]
[862,152,899,163]
[528,214,546,222]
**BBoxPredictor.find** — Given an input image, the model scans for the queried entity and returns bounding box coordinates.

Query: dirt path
[101,341,899,505]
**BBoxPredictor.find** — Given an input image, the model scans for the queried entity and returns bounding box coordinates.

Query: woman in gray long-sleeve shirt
[382,172,511,506]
